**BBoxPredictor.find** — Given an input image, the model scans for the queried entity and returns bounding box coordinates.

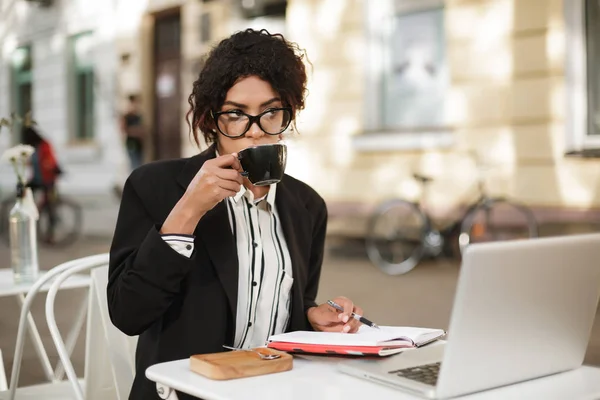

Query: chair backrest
[44,255,137,400]
[0,348,7,391]
[84,266,137,400]
[7,253,107,400]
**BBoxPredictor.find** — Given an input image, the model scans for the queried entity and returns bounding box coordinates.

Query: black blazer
[107,145,327,400]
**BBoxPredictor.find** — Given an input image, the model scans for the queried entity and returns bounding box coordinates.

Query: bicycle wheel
[365,199,428,275]
[38,196,83,247]
[459,198,538,254]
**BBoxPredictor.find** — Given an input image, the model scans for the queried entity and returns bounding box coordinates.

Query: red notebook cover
[266,341,414,357]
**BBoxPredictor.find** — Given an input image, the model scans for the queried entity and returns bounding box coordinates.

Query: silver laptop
[339,234,600,399]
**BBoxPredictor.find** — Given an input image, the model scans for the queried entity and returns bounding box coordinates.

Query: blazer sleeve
[107,176,196,336]
[303,197,328,313]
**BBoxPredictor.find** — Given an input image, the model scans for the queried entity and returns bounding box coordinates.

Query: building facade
[0,0,284,194]
[288,0,600,231]
[1,0,599,229]
[0,0,126,193]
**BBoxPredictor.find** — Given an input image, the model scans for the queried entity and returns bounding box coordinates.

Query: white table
[0,268,90,382]
[146,354,600,400]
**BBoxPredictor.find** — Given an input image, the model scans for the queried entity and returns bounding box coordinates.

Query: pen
[327,300,380,329]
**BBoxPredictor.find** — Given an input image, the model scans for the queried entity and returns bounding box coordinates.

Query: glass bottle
[9,183,39,284]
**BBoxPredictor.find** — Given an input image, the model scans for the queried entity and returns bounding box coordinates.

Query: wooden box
[189,348,293,380]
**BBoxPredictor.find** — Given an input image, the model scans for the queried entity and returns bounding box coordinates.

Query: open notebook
[266,326,446,356]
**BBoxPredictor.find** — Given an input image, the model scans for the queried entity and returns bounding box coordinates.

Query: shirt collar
[232,184,277,209]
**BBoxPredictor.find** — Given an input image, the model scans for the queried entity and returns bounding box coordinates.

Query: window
[382,7,446,128]
[565,0,600,152]
[356,0,452,151]
[585,0,600,137]
[69,32,95,140]
[236,0,287,19]
[11,45,33,143]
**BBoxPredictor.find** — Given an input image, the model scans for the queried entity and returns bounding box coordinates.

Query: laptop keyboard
[388,362,441,386]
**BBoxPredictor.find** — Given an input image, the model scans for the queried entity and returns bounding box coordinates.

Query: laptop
[338,234,600,399]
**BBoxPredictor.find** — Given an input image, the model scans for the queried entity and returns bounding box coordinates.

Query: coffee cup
[237,143,287,186]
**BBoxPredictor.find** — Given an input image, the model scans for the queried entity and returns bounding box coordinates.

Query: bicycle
[365,152,538,275]
[0,186,83,247]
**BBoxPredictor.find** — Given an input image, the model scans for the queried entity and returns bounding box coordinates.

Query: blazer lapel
[197,203,238,318]
[275,178,312,331]
[176,145,239,319]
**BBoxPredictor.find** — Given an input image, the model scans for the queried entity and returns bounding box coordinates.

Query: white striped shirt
[161,184,293,349]
[226,185,293,348]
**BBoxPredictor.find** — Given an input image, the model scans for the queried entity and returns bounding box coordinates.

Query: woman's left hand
[307,296,363,333]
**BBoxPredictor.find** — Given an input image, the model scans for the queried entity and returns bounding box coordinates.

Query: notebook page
[268,326,444,347]
[364,326,445,345]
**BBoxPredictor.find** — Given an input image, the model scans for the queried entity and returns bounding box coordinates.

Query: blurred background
[1,0,600,239]
[0,0,599,387]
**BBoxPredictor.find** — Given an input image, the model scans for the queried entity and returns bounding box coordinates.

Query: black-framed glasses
[211,107,292,138]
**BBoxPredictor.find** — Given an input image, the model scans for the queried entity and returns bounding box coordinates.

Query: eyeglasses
[211,107,292,138]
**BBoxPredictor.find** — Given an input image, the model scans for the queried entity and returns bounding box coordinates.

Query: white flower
[2,144,35,185]
[1,144,35,163]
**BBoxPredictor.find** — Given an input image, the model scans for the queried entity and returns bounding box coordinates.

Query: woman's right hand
[187,153,243,214]
[161,154,243,235]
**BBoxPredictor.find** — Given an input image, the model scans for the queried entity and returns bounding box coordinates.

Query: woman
[108,29,365,400]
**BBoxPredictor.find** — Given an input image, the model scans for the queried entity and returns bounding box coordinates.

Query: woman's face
[215,75,286,155]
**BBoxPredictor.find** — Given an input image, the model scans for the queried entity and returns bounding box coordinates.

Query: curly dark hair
[186,28,308,146]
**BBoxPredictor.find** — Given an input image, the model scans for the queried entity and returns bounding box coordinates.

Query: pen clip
[326,300,339,309]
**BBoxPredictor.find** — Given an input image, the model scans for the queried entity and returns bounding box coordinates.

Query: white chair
[0,253,139,400]
[85,266,137,399]
[45,257,138,400]
[1,254,107,400]
[0,349,7,391]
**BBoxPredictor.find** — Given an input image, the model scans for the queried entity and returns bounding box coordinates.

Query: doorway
[153,11,182,160]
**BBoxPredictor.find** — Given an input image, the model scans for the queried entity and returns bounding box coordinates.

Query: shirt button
[186,245,192,250]
[252,281,257,287]
[253,242,258,248]
[248,322,252,327]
